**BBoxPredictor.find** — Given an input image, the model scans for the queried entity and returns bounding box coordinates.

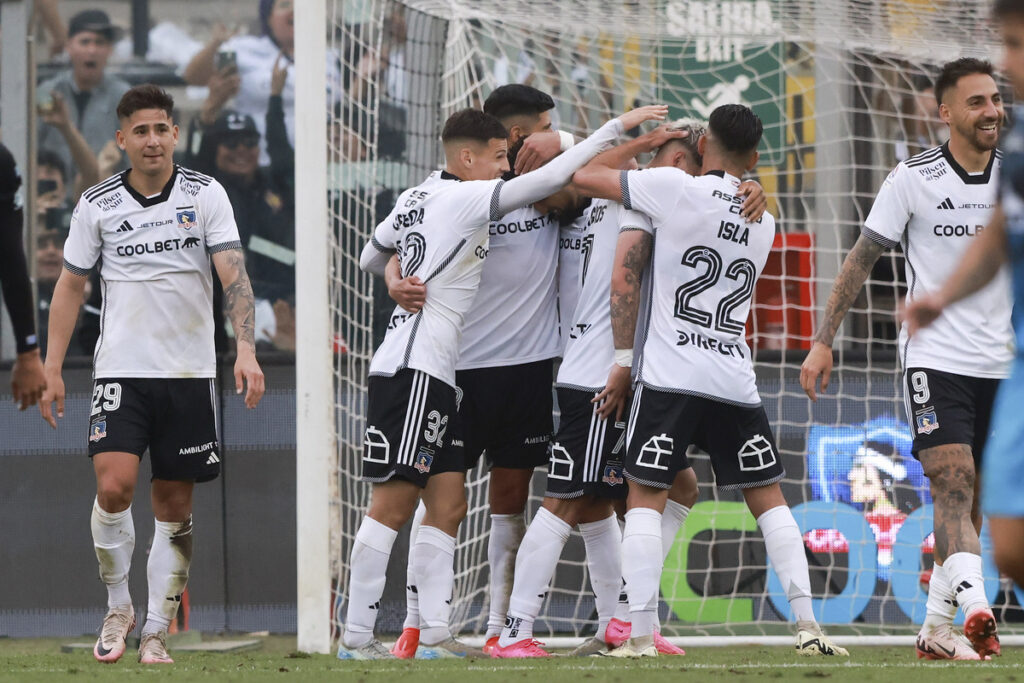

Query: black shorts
[903,367,1000,462]
[87,378,220,483]
[363,369,461,488]
[545,387,628,500]
[624,383,784,491]
[454,359,554,470]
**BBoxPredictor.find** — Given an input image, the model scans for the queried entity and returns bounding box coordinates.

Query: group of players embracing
[340,81,852,660]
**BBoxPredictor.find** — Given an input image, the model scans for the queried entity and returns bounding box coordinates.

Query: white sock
[924,562,957,629]
[403,501,426,631]
[498,508,570,647]
[91,498,135,610]
[487,513,526,639]
[411,526,456,646]
[757,506,814,623]
[343,516,398,648]
[142,517,193,636]
[661,500,690,562]
[944,552,989,616]
[614,517,630,622]
[579,513,622,641]
[621,508,662,639]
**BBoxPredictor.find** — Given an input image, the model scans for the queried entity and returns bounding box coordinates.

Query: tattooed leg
[920,443,979,564]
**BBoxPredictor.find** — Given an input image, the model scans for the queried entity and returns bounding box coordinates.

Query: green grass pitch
[1,636,1022,682]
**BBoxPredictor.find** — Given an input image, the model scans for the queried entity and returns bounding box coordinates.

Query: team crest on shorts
[602,462,624,486]
[89,420,107,442]
[414,449,434,474]
[915,407,940,435]
[176,209,197,230]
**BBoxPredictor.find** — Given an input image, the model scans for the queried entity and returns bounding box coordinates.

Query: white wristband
[558,130,575,152]
[614,349,633,368]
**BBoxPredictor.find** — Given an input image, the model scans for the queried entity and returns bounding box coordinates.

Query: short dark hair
[707,104,762,155]
[934,58,995,105]
[37,149,67,183]
[116,84,174,121]
[483,84,554,122]
[994,0,1024,20]
[441,108,508,145]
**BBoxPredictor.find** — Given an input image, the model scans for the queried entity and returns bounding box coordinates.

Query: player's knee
[993,544,1024,586]
[95,478,134,512]
[669,468,699,508]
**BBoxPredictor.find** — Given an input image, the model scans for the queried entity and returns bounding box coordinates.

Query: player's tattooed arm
[813,234,886,347]
[610,229,653,349]
[213,248,265,408]
[801,233,885,401]
[217,249,257,349]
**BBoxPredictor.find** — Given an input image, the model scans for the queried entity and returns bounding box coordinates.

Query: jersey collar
[940,141,996,185]
[122,166,179,207]
[703,169,726,178]
[440,170,463,182]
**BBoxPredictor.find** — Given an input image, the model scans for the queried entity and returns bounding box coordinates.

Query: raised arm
[212,248,265,409]
[799,234,886,400]
[494,106,670,217]
[904,208,1008,336]
[39,268,88,427]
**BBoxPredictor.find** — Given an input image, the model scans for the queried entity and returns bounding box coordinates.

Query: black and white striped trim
[624,470,672,490]
[717,471,785,491]
[903,146,943,168]
[638,381,762,408]
[625,383,644,448]
[425,239,467,282]
[179,167,214,186]
[84,173,124,201]
[397,370,430,466]
[861,226,899,250]
[620,170,632,210]
[370,235,394,254]
[63,258,91,276]
[207,240,243,254]
[488,179,506,222]
[584,402,608,484]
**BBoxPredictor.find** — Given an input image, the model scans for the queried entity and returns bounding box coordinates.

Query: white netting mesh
[326,0,1021,642]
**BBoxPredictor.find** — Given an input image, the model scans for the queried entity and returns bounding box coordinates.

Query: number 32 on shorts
[91,382,122,415]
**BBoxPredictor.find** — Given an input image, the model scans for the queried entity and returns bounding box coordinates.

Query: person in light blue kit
[904,0,1024,590]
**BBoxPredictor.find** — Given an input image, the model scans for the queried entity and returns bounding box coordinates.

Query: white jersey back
[558,200,652,390]
[456,205,561,369]
[623,167,775,406]
[863,143,1013,378]
[368,170,502,387]
[62,167,241,379]
[557,213,585,355]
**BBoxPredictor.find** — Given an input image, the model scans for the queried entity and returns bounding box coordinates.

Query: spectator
[184,1,340,166]
[36,150,75,235]
[35,229,88,357]
[37,9,129,191]
[195,110,295,350]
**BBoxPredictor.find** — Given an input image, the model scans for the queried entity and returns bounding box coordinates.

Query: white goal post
[295,0,1023,654]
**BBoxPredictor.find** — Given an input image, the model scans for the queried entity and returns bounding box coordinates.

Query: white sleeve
[621,167,692,223]
[201,180,243,253]
[360,209,400,275]
[618,205,653,235]
[862,164,912,248]
[61,197,101,275]
[495,117,625,217]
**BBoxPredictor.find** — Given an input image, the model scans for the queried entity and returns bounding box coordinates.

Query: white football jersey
[455,205,561,369]
[557,210,586,355]
[63,167,241,379]
[864,143,1014,378]
[368,170,502,387]
[623,167,775,406]
[558,200,653,390]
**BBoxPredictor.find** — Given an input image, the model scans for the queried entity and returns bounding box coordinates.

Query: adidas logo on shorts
[206,452,220,465]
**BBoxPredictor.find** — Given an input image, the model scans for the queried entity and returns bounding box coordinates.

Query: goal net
[311,0,1022,648]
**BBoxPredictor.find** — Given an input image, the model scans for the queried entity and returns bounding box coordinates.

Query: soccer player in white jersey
[575,104,848,658]
[492,122,767,658]
[801,58,1010,660]
[338,105,668,660]
[38,85,265,664]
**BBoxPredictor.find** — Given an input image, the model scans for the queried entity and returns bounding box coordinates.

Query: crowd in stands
[27,1,302,356]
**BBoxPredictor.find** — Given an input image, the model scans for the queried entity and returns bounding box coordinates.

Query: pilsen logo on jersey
[176,207,197,230]
[915,407,940,435]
